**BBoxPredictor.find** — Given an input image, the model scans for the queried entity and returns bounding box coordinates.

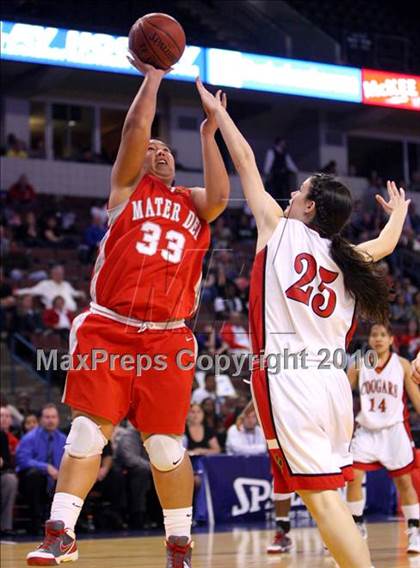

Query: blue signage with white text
[0,20,204,82]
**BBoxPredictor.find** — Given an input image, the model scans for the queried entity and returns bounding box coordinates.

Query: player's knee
[65,416,108,458]
[394,473,413,492]
[143,434,185,472]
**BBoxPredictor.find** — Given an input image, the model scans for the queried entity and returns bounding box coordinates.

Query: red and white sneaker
[266,529,293,553]
[165,536,193,567]
[26,520,78,565]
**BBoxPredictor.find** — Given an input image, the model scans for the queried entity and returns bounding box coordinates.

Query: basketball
[128,13,186,70]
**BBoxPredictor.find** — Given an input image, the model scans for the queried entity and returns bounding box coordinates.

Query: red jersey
[90,175,210,322]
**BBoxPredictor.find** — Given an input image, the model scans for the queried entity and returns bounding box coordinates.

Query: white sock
[402,504,419,523]
[347,499,365,517]
[50,492,84,532]
[162,507,192,540]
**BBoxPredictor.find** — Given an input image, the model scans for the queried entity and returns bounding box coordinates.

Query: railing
[9,332,53,399]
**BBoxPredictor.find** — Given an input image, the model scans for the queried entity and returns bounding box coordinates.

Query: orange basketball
[128,13,186,70]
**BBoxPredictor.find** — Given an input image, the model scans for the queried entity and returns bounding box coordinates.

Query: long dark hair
[308,173,389,323]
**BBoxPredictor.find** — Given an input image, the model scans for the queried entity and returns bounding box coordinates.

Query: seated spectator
[236,213,256,242]
[408,203,420,233]
[184,404,220,457]
[212,217,232,249]
[0,406,19,461]
[201,397,227,450]
[114,422,151,529]
[6,134,28,159]
[0,395,24,431]
[0,429,18,539]
[395,319,420,359]
[191,371,223,411]
[201,397,219,430]
[226,409,267,456]
[7,174,35,205]
[15,264,85,311]
[196,324,227,355]
[14,211,41,247]
[11,294,44,338]
[409,291,420,322]
[22,413,39,434]
[200,271,218,304]
[79,213,107,263]
[361,173,385,214]
[16,404,66,534]
[220,312,251,354]
[391,293,412,323]
[42,215,64,246]
[43,295,74,337]
[0,269,16,334]
[214,279,243,317]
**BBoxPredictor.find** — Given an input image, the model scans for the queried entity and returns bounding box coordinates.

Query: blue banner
[207,48,362,103]
[0,20,205,82]
[193,455,396,525]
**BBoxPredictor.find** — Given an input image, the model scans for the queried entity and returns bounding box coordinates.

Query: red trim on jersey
[345,303,358,349]
[374,352,392,374]
[353,460,383,472]
[249,247,267,355]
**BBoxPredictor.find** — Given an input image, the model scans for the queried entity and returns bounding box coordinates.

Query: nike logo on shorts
[172,458,182,465]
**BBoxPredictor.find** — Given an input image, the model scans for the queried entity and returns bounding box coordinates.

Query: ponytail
[308,173,389,323]
[330,235,389,323]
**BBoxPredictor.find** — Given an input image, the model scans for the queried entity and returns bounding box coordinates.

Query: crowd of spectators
[0,383,266,539]
[0,167,419,539]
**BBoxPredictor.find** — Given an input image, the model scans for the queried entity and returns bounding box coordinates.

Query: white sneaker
[407,526,420,554]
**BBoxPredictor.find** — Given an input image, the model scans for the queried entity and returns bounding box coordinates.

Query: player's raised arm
[401,357,420,414]
[109,52,170,209]
[190,82,230,222]
[196,78,282,245]
[355,181,410,262]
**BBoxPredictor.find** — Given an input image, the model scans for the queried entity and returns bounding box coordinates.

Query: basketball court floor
[2,522,419,567]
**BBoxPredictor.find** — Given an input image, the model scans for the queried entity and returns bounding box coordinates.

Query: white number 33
[136,221,185,264]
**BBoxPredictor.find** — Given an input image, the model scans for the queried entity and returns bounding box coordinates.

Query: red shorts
[63,312,196,434]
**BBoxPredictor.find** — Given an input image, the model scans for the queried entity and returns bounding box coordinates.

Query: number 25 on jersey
[285,253,338,318]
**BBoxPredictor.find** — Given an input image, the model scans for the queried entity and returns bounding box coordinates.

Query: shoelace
[168,541,189,568]
[39,531,62,549]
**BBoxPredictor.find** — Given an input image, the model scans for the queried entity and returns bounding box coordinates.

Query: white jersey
[356,352,406,430]
[249,218,356,363]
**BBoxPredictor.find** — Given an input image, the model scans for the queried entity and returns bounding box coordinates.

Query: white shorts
[252,366,354,492]
[351,422,416,477]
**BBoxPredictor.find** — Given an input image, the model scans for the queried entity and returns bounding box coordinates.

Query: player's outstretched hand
[196,76,227,133]
[127,50,172,78]
[375,181,411,217]
[412,353,420,385]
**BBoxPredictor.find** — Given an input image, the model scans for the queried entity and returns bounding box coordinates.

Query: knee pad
[65,416,107,458]
[143,435,185,472]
